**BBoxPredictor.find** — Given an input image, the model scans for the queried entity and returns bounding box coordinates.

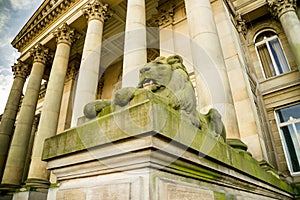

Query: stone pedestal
[39,93,297,200]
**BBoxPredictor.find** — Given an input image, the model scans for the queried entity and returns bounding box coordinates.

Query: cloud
[0,8,10,33]
[9,0,37,10]
[0,68,13,113]
[0,68,12,76]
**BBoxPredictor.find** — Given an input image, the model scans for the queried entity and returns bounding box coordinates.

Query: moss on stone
[42,93,295,195]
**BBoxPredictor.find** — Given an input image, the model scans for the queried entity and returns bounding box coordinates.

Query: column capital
[30,43,50,64]
[12,61,30,79]
[82,0,112,22]
[267,0,297,19]
[53,23,80,45]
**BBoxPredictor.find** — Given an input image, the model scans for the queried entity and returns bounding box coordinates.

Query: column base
[25,179,50,190]
[0,184,19,200]
[0,183,20,192]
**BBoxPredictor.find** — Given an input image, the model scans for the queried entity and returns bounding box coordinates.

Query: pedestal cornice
[267,0,297,19]
[12,61,30,79]
[30,43,50,65]
[53,23,80,46]
[82,0,113,23]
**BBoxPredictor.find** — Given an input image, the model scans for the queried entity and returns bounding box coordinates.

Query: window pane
[269,38,290,74]
[282,125,300,172]
[257,44,276,78]
[277,104,300,123]
[296,123,300,147]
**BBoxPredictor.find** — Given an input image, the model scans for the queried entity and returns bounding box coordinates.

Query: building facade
[0,0,299,199]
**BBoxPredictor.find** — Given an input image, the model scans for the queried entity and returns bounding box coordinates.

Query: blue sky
[0,0,43,113]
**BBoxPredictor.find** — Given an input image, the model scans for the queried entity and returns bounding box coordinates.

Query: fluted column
[268,0,300,68]
[122,0,147,88]
[184,0,240,138]
[1,44,49,186]
[0,61,29,181]
[26,23,78,188]
[72,0,111,125]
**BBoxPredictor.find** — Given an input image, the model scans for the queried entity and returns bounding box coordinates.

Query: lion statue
[84,55,226,140]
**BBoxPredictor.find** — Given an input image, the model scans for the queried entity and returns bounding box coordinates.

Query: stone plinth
[41,93,297,200]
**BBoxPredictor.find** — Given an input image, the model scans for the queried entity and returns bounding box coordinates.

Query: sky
[0,0,44,114]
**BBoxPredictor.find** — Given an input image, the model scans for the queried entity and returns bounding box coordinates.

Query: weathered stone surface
[56,189,85,200]
[43,95,297,199]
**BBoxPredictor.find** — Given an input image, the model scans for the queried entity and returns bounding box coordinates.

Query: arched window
[254,30,290,79]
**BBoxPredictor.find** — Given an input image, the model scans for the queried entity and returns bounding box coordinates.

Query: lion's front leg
[113,87,137,107]
[84,99,112,119]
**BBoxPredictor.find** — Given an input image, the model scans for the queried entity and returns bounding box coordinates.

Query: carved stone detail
[66,60,80,81]
[53,23,80,45]
[267,0,297,19]
[234,13,247,35]
[11,61,30,79]
[82,0,112,22]
[30,43,50,64]
[155,2,175,26]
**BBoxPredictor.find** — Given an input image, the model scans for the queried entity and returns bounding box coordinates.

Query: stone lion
[84,55,226,140]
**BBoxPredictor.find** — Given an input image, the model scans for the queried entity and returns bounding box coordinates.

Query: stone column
[156,4,175,57]
[57,59,79,133]
[268,0,300,68]
[22,114,40,183]
[1,44,49,186]
[26,23,78,188]
[184,0,240,138]
[0,61,29,181]
[122,0,147,88]
[72,0,111,126]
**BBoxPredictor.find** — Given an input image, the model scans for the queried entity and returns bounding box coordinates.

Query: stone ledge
[42,94,296,197]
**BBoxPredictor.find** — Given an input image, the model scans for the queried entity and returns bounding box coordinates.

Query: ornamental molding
[82,0,113,22]
[30,43,50,64]
[267,0,297,19]
[12,0,78,52]
[53,23,80,45]
[66,56,80,81]
[12,61,30,79]
[155,2,176,27]
[234,13,247,36]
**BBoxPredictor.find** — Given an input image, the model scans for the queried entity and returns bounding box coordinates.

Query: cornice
[11,0,79,52]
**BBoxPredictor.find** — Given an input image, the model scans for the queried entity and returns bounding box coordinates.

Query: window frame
[254,30,290,79]
[274,105,300,176]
